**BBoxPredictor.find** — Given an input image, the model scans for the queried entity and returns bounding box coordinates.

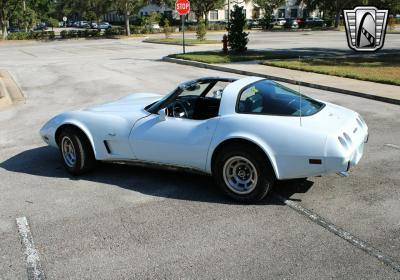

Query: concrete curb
[162,56,400,106]
[0,70,25,109]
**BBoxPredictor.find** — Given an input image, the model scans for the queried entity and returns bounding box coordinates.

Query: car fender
[206,132,280,179]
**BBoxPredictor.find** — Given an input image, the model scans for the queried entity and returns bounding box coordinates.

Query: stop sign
[176,0,190,15]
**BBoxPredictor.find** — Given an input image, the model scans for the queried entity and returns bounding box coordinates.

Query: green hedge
[60,29,102,39]
[7,31,55,40]
[104,26,125,37]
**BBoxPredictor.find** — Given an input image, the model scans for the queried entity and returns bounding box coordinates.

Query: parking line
[272,192,400,273]
[16,217,46,280]
[384,144,400,150]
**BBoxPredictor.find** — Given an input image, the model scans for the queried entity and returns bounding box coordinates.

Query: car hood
[84,93,162,113]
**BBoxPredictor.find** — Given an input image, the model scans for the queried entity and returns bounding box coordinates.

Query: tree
[253,0,285,29]
[227,5,249,53]
[163,18,171,38]
[0,0,22,39]
[298,0,400,28]
[114,0,145,36]
[196,18,206,40]
[189,0,225,23]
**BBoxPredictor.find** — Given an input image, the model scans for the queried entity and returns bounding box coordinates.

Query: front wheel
[213,145,275,203]
[58,127,96,175]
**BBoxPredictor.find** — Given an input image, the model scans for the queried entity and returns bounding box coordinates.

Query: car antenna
[298,56,303,127]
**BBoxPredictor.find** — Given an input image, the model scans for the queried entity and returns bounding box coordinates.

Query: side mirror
[158,109,166,121]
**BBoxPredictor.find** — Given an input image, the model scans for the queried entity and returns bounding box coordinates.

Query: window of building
[242,9,247,17]
[225,10,229,20]
[209,10,218,21]
[252,7,260,19]
[278,9,285,18]
[290,8,298,18]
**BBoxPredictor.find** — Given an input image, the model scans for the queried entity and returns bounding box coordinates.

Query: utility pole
[23,0,27,32]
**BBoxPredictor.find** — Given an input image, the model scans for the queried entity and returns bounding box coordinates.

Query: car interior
[165,81,230,120]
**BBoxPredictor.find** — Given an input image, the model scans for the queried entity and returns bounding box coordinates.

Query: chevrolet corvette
[40,76,368,202]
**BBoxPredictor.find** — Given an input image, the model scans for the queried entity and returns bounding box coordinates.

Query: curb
[0,70,25,109]
[162,56,400,106]
[143,40,196,46]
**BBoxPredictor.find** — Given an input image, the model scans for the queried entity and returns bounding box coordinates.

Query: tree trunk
[125,2,130,36]
[1,21,8,40]
[334,8,340,28]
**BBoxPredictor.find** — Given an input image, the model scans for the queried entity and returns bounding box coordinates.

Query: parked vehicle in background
[274,18,287,26]
[8,26,22,33]
[296,18,305,28]
[73,21,80,28]
[305,17,325,27]
[91,22,98,29]
[247,19,261,29]
[34,22,48,31]
[284,18,299,29]
[97,22,112,30]
[80,21,91,29]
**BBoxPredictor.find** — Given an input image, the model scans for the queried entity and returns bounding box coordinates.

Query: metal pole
[182,15,186,54]
[227,0,230,28]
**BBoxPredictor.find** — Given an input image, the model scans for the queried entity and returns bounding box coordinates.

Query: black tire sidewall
[58,128,95,175]
[214,147,274,203]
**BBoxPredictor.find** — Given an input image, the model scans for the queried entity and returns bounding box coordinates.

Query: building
[104,0,317,23]
[204,0,316,22]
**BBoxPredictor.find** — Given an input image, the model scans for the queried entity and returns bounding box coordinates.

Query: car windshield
[146,78,236,114]
[237,80,325,116]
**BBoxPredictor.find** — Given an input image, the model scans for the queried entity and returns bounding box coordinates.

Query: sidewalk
[163,57,400,105]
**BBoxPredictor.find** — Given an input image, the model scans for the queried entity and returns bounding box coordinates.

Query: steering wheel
[171,100,189,118]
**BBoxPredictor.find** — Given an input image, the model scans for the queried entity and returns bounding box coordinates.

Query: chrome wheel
[61,136,76,168]
[223,156,258,195]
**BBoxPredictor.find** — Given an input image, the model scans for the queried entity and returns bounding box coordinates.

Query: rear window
[236,80,324,116]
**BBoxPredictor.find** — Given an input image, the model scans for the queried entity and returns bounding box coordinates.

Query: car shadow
[0,146,314,205]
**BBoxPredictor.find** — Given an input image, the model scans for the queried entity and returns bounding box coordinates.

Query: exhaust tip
[337,171,349,177]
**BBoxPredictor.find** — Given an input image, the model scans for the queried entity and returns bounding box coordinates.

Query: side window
[205,81,230,99]
[237,80,325,116]
[237,85,264,113]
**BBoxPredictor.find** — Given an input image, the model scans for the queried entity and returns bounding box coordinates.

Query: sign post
[63,16,67,28]
[175,0,190,54]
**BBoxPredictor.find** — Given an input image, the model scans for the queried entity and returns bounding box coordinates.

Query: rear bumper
[326,131,368,175]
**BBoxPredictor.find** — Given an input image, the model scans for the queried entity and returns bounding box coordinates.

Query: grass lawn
[262,55,400,86]
[169,51,297,64]
[144,38,220,45]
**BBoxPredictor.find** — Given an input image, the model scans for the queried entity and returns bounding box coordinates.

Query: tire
[213,144,275,203]
[58,127,96,175]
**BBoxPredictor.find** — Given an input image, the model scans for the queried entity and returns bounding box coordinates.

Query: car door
[129,114,219,171]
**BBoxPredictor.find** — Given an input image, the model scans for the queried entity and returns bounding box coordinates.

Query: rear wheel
[58,127,96,175]
[213,144,275,203]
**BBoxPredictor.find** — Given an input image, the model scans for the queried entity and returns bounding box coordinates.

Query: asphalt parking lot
[0,34,400,279]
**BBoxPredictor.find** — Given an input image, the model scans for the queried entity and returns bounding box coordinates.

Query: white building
[204,0,315,22]
[105,0,317,23]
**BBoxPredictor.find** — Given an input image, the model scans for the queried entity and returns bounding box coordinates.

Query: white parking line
[16,217,46,280]
[272,193,400,273]
[384,144,400,150]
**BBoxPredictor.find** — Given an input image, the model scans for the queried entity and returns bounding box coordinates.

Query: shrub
[7,31,55,40]
[68,30,78,38]
[164,19,172,38]
[196,18,206,41]
[60,30,68,39]
[227,5,249,53]
[388,16,396,31]
[104,26,124,37]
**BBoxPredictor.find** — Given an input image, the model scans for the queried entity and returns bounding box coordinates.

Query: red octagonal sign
[176,0,190,15]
